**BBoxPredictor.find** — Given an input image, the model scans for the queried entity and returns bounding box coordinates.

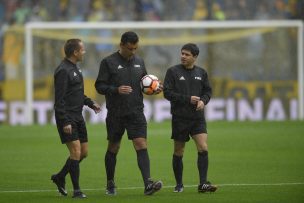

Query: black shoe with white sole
[198,181,218,193]
[51,174,67,196]
[144,179,163,195]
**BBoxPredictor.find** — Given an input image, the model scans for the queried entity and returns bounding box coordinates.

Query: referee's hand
[190,96,200,104]
[92,103,101,114]
[154,81,163,95]
[196,100,205,111]
[63,124,72,135]
[118,85,133,94]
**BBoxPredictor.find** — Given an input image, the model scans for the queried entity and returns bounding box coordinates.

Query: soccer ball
[140,74,160,95]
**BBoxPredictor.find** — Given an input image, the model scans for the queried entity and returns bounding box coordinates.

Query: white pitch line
[1,182,303,193]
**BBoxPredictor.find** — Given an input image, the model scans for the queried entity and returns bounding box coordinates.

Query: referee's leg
[66,140,87,197]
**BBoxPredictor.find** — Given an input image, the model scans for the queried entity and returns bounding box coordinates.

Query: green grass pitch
[0,121,304,203]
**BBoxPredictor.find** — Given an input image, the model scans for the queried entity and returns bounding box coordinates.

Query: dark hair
[120,31,139,45]
[181,43,199,57]
[64,39,82,57]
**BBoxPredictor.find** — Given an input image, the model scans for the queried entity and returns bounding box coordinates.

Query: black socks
[172,155,183,185]
[105,150,117,181]
[69,159,80,190]
[136,149,150,187]
[105,149,151,187]
[57,157,72,178]
[197,151,208,184]
[56,157,82,191]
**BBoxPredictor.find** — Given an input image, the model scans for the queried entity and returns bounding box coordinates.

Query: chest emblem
[195,76,202,80]
[179,76,185,80]
[118,65,124,69]
[74,72,78,77]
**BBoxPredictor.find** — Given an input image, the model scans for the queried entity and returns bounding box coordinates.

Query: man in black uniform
[52,39,101,198]
[163,43,217,193]
[95,31,162,195]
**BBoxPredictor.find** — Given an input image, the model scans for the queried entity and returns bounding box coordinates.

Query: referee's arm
[95,59,118,95]
[54,69,71,126]
[200,72,212,105]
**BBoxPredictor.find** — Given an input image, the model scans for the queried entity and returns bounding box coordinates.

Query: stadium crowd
[0,0,303,24]
[0,0,303,82]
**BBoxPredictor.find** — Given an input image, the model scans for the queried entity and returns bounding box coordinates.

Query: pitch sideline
[0,182,304,193]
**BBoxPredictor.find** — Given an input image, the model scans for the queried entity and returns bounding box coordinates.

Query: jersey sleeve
[142,58,148,76]
[54,68,71,126]
[95,59,119,95]
[84,95,94,108]
[200,71,212,105]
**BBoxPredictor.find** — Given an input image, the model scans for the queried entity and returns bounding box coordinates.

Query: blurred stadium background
[0,1,304,203]
[0,0,303,125]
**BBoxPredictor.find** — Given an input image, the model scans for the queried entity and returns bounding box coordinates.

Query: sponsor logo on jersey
[74,72,77,76]
[179,76,185,80]
[118,65,124,69]
[195,76,202,80]
[134,64,141,68]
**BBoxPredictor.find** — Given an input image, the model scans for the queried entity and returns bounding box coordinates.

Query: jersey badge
[179,76,185,80]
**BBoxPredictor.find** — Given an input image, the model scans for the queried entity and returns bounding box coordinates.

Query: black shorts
[106,111,147,143]
[55,115,88,144]
[171,116,207,142]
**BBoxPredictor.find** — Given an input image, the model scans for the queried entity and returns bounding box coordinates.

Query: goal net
[20,21,304,124]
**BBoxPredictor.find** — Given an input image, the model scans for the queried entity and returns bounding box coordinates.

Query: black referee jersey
[95,51,147,116]
[163,64,212,119]
[54,58,94,125]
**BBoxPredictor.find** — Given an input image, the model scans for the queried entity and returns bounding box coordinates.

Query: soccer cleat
[144,179,163,195]
[51,174,67,196]
[72,190,87,198]
[173,184,184,193]
[198,181,218,193]
[106,180,117,195]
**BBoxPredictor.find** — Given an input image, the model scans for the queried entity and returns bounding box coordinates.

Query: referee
[51,39,101,198]
[163,43,217,193]
[95,31,162,195]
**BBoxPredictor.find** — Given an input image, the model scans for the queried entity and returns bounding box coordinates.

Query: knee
[133,138,147,150]
[174,148,184,157]
[198,143,208,153]
[70,149,81,160]
[174,141,185,156]
[108,143,120,154]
